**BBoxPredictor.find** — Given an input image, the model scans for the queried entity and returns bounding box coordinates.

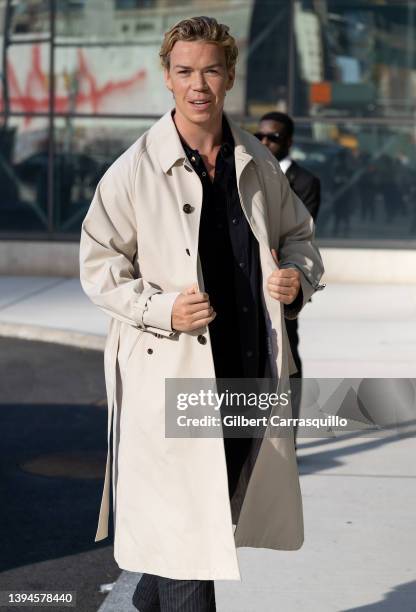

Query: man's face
[257,119,292,161]
[164,40,235,128]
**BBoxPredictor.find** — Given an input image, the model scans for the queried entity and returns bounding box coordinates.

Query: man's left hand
[267,248,301,305]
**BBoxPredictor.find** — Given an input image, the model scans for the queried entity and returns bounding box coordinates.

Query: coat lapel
[150,111,203,283]
[228,117,271,250]
[227,116,285,378]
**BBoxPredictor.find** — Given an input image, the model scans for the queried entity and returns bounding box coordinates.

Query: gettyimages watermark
[165,378,416,438]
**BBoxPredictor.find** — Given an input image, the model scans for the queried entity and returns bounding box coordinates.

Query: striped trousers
[132,572,216,611]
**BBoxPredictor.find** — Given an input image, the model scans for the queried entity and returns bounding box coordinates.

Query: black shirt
[179,116,267,379]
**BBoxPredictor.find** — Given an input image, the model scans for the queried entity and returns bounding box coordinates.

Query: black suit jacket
[285,160,321,221]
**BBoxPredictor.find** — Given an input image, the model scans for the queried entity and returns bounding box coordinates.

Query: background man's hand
[172,285,216,332]
[267,249,300,305]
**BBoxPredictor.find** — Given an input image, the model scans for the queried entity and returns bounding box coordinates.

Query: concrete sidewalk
[1,276,415,376]
[1,276,415,611]
[0,276,109,336]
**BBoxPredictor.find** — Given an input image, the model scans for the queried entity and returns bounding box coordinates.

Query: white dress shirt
[278,155,292,175]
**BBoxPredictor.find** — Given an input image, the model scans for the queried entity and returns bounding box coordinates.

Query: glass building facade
[0,0,415,245]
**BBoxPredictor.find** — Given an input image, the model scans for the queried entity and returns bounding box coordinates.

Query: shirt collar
[176,113,235,161]
[148,109,255,174]
[278,156,292,174]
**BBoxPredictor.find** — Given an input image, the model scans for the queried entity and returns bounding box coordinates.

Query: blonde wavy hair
[159,16,238,71]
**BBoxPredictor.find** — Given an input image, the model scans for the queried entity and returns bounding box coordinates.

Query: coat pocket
[117,324,145,378]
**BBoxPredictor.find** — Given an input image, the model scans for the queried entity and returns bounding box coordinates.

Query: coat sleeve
[272,170,325,320]
[79,153,179,337]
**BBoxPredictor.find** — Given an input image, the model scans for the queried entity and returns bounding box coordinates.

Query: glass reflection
[53,117,153,231]
[285,122,416,240]
[293,0,416,118]
[0,115,49,231]
[5,43,50,113]
[52,0,252,116]
[0,0,415,242]
[7,0,50,38]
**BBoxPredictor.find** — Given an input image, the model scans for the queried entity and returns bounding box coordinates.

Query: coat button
[147,348,153,354]
[183,203,194,214]
[197,335,207,345]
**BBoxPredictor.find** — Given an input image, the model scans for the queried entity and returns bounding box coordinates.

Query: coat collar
[149,109,256,174]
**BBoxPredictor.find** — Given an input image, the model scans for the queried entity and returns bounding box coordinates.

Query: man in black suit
[256,112,321,443]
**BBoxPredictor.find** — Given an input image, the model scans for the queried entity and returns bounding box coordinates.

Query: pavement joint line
[0,322,105,351]
[0,277,69,312]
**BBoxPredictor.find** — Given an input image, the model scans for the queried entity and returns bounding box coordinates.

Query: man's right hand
[172,285,216,332]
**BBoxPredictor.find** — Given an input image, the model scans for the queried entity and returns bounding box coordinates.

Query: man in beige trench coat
[79,15,324,612]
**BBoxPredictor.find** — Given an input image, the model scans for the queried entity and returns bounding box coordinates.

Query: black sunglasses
[254,131,281,144]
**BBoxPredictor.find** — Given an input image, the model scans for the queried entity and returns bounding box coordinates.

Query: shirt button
[232,218,239,225]
[246,350,253,358]
[239,262,245,268]
[191,155,196,162]
[202,171,207,177]
[242,306,249,313]
[183,203,193,214]
[147,348,153,355]
[197,335,207,345]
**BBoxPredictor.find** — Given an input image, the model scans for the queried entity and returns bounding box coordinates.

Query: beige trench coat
[79,110,324,580]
